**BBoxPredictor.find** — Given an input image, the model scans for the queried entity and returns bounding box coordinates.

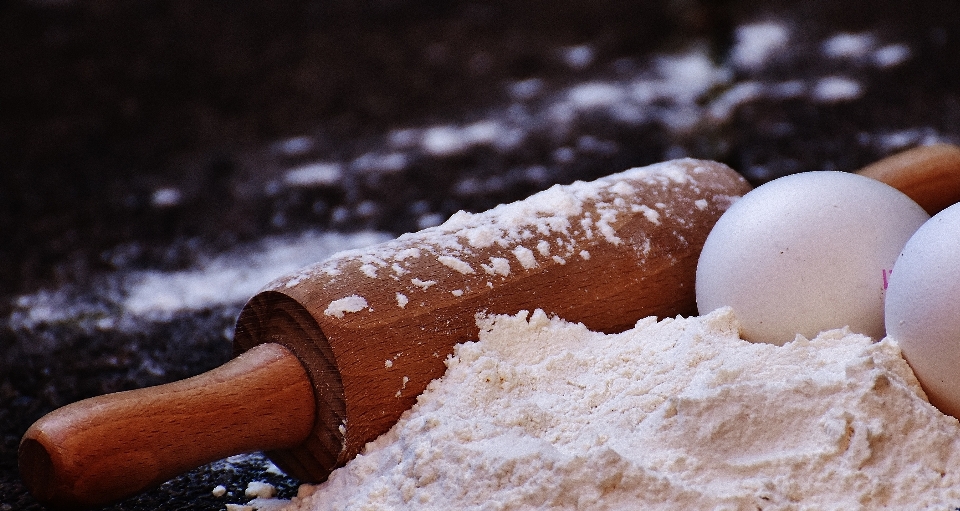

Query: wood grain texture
[18,343,315,510]
[233,158,752,483]
[857,143,960,215]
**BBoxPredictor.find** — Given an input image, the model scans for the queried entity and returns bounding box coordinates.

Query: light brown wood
[19,343,315,510]
[856,143,960,215]
[233,159,753,483]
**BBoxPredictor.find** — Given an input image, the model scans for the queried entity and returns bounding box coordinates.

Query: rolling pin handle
[18,342,316,510]
[857,143,960,215]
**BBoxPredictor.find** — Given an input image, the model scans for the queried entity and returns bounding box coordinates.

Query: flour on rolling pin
[233,158,751,483]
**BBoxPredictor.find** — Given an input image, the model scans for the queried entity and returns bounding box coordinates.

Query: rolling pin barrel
[233,158,752,482]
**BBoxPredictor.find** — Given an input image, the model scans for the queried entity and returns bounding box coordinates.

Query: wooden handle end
[18,343,316,510]
[18,437,63,508]
[857,143,960,215]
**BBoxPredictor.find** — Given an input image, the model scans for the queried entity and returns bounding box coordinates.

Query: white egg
[696,171,929,344]
[885,202,960,418]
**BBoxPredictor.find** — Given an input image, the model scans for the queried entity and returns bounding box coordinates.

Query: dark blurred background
[2,0,959,509]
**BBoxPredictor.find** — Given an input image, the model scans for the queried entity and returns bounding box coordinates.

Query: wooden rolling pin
[19,159,750,509]
[20,145,960,510]
[856,143,960,215]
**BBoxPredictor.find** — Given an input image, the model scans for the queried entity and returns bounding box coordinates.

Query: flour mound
[283,308,960,510]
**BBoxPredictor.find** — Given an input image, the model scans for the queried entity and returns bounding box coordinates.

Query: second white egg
[886,202,960,419]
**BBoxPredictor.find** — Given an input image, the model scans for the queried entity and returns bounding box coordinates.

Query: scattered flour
[411,278,436,290]
[482,257,511,276]
[121,230,388,319]
[511,246,539,269]
[283,163,343,187]
[437,255,476,274]
[151,187,182,207]
[730,21,790,70]
[323,295,369,318]
[245,481,277,499]
[282,308,960,510]
[811,76,863,103]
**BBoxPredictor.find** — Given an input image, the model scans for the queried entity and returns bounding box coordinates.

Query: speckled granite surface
[2,0,959,509]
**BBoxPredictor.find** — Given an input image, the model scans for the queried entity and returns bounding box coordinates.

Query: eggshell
[885,202,960,418]
[696,171,929,345]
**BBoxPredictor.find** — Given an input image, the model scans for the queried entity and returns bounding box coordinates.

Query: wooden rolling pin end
[857,143,960,215]
[18,343,317,510]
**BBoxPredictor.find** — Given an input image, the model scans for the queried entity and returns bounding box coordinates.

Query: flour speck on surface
[282,308,960,510]
[323,295,369,318]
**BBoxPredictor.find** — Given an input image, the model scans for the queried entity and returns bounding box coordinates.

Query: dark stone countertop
[2,0,959,509]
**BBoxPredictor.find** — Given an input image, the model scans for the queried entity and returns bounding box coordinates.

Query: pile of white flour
[279,308,960,510]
